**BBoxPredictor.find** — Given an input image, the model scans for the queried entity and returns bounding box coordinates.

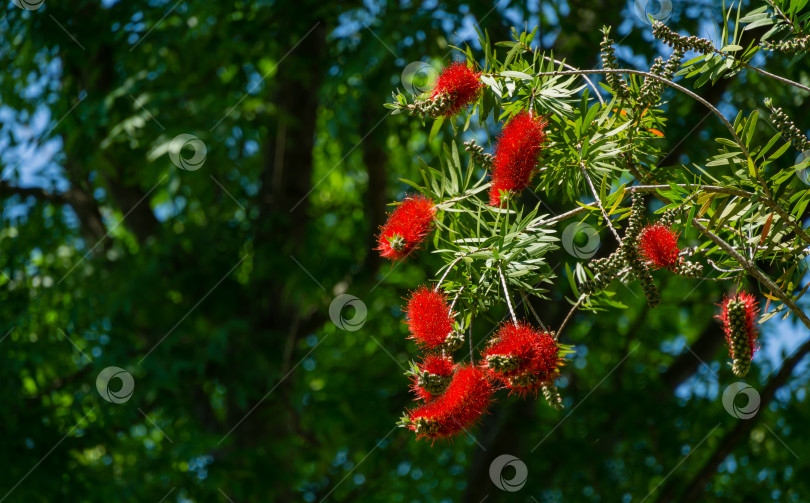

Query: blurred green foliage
[1,1,809,502]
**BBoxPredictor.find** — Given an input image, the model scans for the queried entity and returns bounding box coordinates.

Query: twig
[642,187,809,328]
[469,317,474,364]
[530,184,810,248]
[435,248,490,291]
[701,33,810,92]
[706,259,744,274]
[498,263,518,325]
[539,54,605,106]
[627,184,751,197]
[531,186,758,230]
[580,161,622,245]
[745,64,810,93]
[557,294,586,339]
[692,219,810,330]
[766,0,794,31]
[528,206,590,229]
[633,184,810,245]
[521,292,548,330]
[533,69,749,158]
[449,286,464,311]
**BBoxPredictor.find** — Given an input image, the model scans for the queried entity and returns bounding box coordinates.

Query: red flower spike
[488,111,548,206]
[717,291,760,377]
[376,195,436,261]
[638,224,681,269]
[409,354,456,402]
[404,286,454,349]
[431,62,483,117]
[419,354,456,375]
[403,365,493,441]
[482,322,561,397]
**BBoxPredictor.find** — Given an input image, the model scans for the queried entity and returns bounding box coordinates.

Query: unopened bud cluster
[581,248,627,295]
[638,49,684,107]
[407,362,453,396]
[652,21,715,54]
[672,259,703,278]
[442,329,465,352]
[464,139,494,169]
[763,35,810,54]
[485,354,521,373]
[411,92,453,119]
[581,195,703,302]
[600,27,630,99]
[766,101,810,152]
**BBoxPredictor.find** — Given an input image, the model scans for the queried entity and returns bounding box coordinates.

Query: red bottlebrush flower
[638,224,681,269]
[431,62,483,117]
[482,322,562,397]
[717,291,760,377]
[376,195,436,261]
[404,286,454,349]
[409,354,456,402]
[488,112,548,206]
[402,365,492,440]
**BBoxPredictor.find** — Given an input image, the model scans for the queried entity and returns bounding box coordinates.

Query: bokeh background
[1,0,809,502]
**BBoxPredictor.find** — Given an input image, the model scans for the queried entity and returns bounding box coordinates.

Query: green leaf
[500,70,532,80]
[429,116,445,143]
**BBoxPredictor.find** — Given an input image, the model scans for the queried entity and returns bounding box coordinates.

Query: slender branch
[759,195,810,245]
[435,248,490,291]
[580,161,622,245]
[531,186,758,230]
[468,317,473,364]
[766,0,794,30]
[557,294,586,340]
[534,69,749,158]
[449,286,464,311]
[498,263,518,325]
[529,206,590,229]
[540,55,606,106]
[642,183,810,328]
[438,187,490,208]
[691,219,810,330]
[522,292,548,330]
[745,64,810,93]
[530,184,810,248]
[702,35,810,93]
[633,184,810,245]
[627,184,751,197]
[706,259,744,274]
